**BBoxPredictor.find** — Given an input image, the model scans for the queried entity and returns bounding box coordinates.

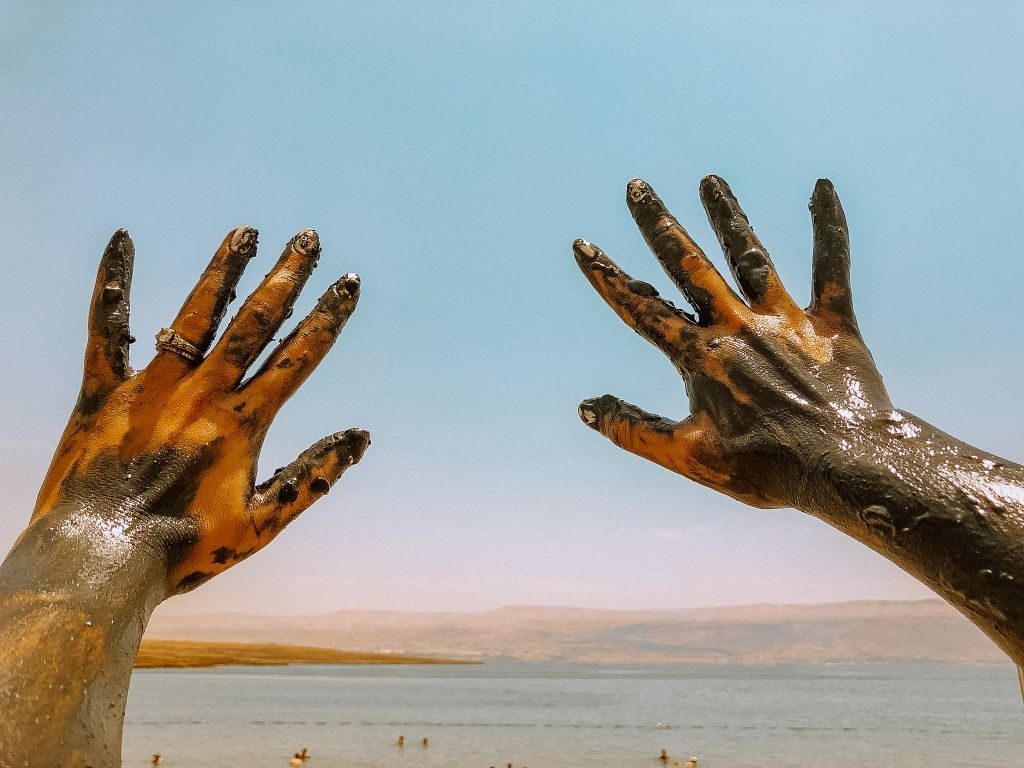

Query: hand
[574,176,890,510]
[32,226,369,595]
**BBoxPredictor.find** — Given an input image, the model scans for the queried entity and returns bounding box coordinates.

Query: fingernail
[699,174,727,201]
[627,178,652,205]
[327,273,361,303]
[578,403,598,425]
[230,226,259,258]
[343,428,371,461]
[579,394,618,427]
[572,238,595,259]
[292,229,321,256]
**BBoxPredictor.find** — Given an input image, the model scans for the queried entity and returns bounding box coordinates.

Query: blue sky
[1,2,1022,615]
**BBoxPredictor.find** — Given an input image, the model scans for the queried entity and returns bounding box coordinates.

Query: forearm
[802,411,1024,664]
[0,506,176,767]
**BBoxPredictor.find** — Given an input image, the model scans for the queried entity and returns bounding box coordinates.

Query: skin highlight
[574,176,1024,666]
[0,227,368,766]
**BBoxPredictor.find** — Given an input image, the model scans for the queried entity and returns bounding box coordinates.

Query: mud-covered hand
[32,226,369,594]
[575,176,884,509]
[575,177,1024,668]
[0,226,369,765]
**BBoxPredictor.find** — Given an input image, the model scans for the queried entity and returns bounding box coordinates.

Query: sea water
[122,662,1023,767]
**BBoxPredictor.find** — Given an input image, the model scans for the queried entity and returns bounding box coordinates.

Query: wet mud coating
[575,176,1024,667]
[0,227,369,766]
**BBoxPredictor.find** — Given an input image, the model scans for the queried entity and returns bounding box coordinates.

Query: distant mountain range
[146,599,1009,665]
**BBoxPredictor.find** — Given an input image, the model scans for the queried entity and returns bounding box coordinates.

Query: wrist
[0,504,187,765]
[3,503,181,610]
[796,408,920,518]
[796,409,1024,663]
[800,409,1022,526]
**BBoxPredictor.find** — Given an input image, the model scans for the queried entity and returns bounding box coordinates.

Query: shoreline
[135,640,477,669]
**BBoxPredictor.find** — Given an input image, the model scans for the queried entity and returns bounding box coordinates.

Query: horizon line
[155,596,947,619]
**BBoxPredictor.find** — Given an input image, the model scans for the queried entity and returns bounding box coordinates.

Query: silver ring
[155,327,203,364]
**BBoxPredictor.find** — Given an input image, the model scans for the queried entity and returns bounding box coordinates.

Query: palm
[576,176,891,508]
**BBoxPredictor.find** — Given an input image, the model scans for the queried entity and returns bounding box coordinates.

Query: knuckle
[244,301,280,332]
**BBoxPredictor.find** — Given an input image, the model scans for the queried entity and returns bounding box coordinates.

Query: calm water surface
[123,662,1023,767]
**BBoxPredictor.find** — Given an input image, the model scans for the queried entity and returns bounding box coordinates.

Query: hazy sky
[1,2,1022,616]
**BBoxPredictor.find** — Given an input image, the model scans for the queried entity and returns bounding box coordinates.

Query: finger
[699,175,799,314]
[809,178,855,321]
[625,178,744,324]
[149,226,258,373]
[573,239,697,359]
[80,229,135,412]
[249,428,370,537]
[240,273,360,416]
[578,395,725,484]
[204,229,321,383]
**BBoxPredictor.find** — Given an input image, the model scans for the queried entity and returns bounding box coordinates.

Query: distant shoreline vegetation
[134,640,477,669]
